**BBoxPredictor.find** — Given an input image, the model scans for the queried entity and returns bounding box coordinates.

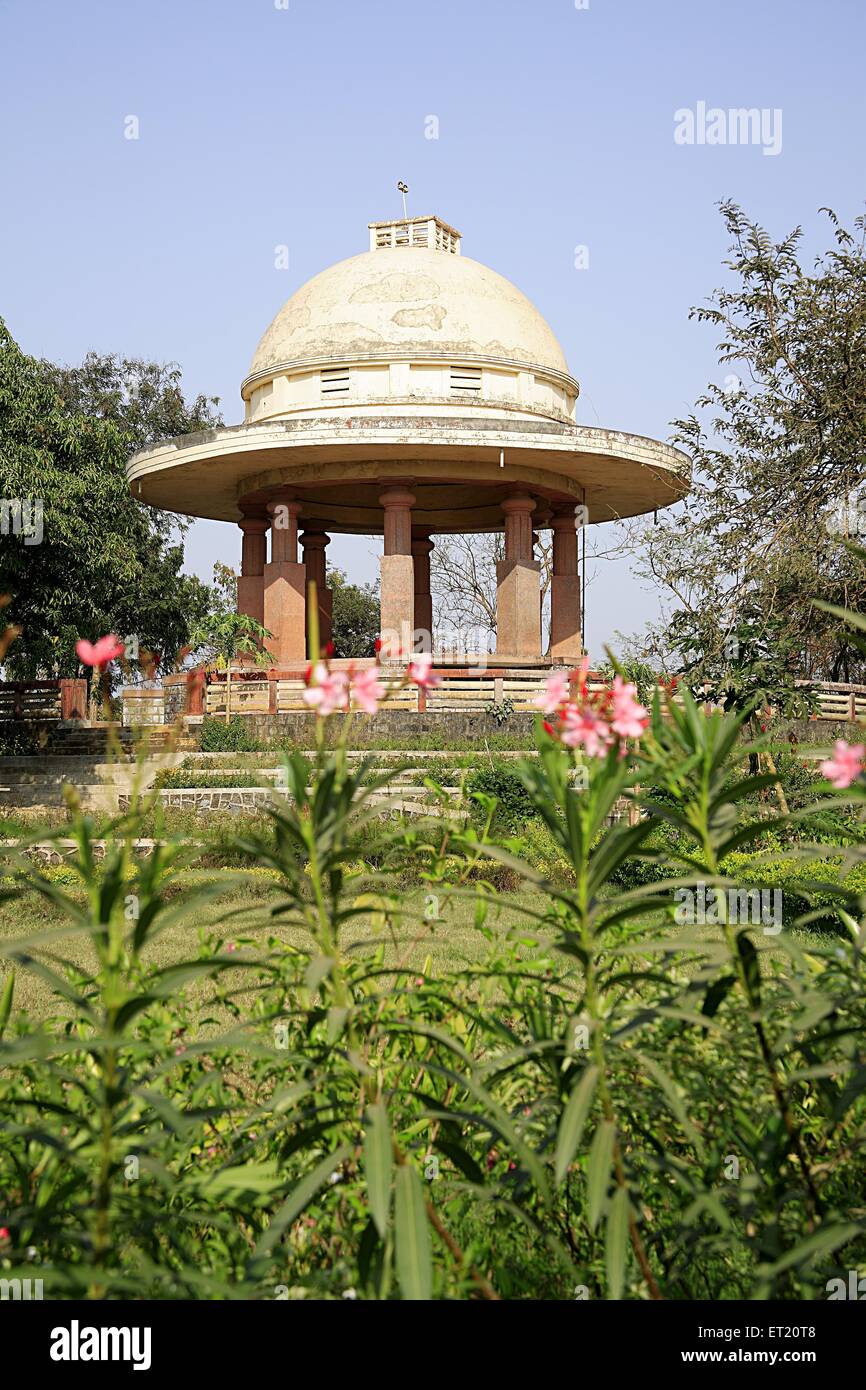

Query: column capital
[501,493,536,518]
[300,528,331,550]
[238,516,268,535]
[380,486,417,511]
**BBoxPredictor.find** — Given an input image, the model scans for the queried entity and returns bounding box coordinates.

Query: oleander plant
[0,647,865,1300]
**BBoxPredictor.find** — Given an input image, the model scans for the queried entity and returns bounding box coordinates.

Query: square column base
[496,559,542,660]
[236,574,264,630]
[264,561,306,664]
[379,554,415,659]
[550,574,583,661]
[414,593,433,650]
[307,586,333,657]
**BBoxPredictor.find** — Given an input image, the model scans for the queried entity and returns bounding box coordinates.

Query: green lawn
[0,873,558,1022]
[0,861,835,1027]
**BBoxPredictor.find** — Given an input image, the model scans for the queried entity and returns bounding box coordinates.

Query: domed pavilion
[127,214,689,669]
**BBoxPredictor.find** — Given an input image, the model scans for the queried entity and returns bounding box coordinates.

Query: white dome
[247,244,571,382]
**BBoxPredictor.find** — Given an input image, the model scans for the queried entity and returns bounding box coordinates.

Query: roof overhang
[127,415,690,532]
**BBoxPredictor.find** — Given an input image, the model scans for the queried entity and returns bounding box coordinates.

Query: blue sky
[2,0,863,656]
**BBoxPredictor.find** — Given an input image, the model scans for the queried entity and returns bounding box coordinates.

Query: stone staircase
[0,747,472,816]
[0,727,189,812]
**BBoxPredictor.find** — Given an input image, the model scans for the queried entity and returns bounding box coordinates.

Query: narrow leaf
[364,1101,393,1239]
[605,1185,629,1299]
[555,1065,598,1183]
[395,1163,432,1300]
[587,1120,616,1231]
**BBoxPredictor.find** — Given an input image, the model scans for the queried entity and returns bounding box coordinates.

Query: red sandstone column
[411,531,434,652]
[550,510,583,661]
[379,486,416,660]
[263,496,306,664]
[237,517,268,630]
[300,529,332,657]
[495,494,542,660]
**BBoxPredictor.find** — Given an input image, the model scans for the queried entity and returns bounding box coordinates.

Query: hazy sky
[2,0,863,656]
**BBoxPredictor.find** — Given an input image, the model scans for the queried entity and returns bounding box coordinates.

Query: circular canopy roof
[128,416,689,530]
[244,246,571,391]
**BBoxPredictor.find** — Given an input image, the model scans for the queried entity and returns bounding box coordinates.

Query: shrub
[465,759,536,833]
[154,769,275,791]
[722,850,866,934]
[0,725,45,756]
[199,715,262,752]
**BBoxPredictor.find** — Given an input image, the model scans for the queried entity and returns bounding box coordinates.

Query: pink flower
[350,666,386,715]
[303,663,349,716]
[561,703,612,758]
[407,653,441,688]
[0,1227,9,1240]
[75,634,125,669]
[820,740,866,790]
[534,671,570,714]
[610,676,649,739]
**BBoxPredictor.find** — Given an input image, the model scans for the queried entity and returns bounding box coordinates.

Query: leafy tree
[329,567,380,658]
[627,202,866,685]
[0,323,220,681]
[189,564,270,722]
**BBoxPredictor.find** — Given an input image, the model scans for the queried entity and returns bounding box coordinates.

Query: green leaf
[764,1222,861,1277]
[198,1162,281,1195]
[555,1065,598,1183]
[587,1120,616,1231]
[0,970,14,1039]
[736,932,761,1004]
[605,1185,630,1299]
[432,1138,485,1186]
[395,1163,432,1300]
[364,1102,393,1239]
[701,973,736,1019]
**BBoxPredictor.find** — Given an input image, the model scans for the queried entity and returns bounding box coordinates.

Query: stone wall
[192,711,858,750]
[204,710,538,746]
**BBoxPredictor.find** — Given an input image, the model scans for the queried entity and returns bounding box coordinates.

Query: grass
[0,856,836,1027]
[0,874,556,1022]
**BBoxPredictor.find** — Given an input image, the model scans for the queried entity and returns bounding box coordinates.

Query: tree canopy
[627,201,866,688]
[329,568,380,658]
[0,324,221,679]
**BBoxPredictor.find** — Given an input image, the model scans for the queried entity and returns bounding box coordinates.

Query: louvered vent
[450,366,482,394]
[321,368,350,395]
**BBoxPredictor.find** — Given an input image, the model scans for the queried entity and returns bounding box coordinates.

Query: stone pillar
[496,494,542,660]
[379,486,416,659]
[237,517,268,630]
[550,511,583,661]
[411,531,434,652]
[263,497,306,665]
[300,529,332,657]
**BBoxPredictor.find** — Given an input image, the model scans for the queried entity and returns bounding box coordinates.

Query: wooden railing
[114,671,866,726]
[0,679,87,722]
